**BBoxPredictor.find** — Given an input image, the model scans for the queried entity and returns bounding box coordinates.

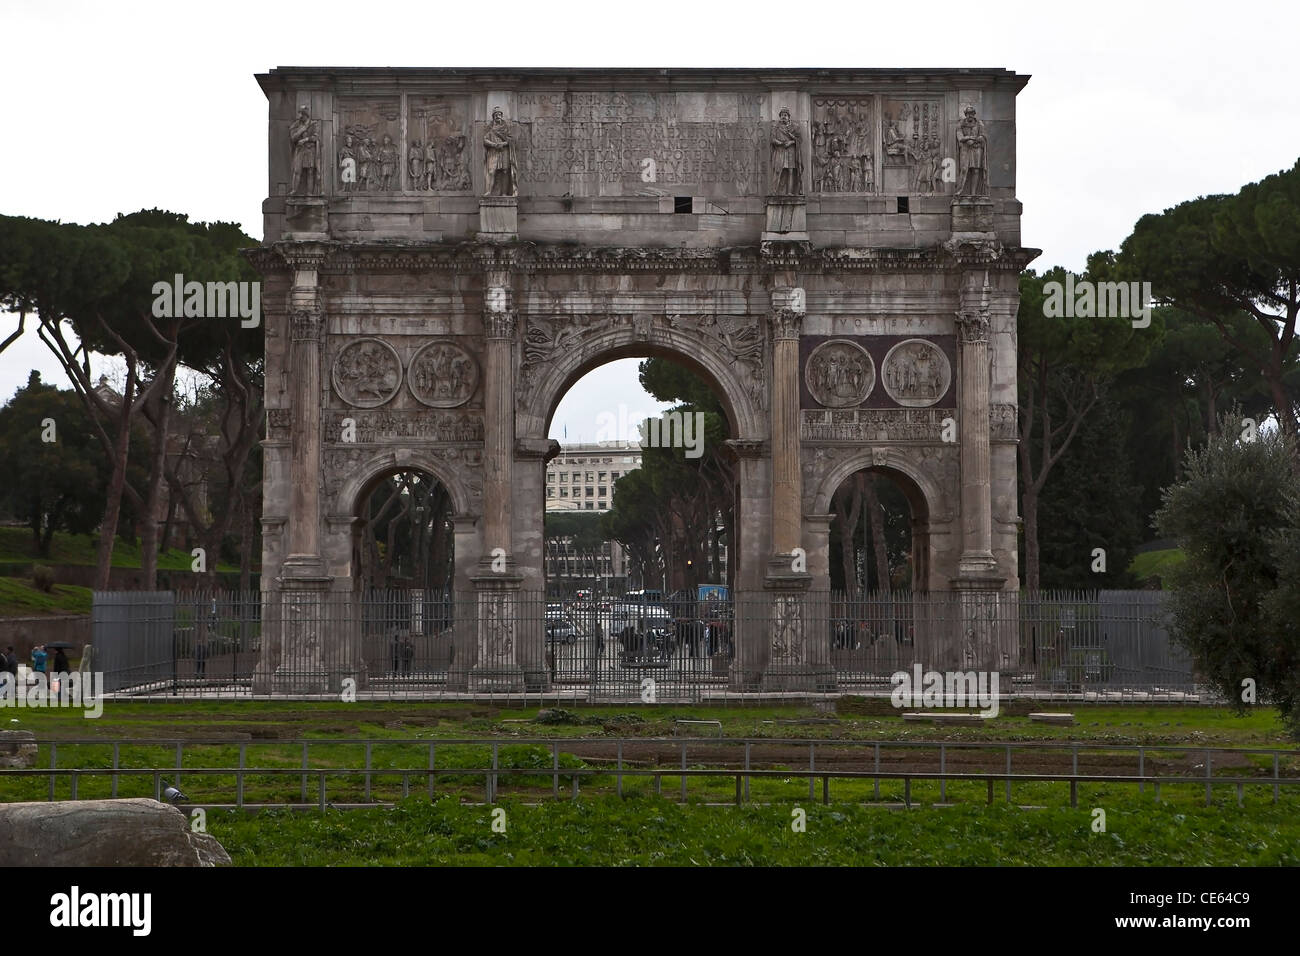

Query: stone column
[469,272,525,692]
[266,245,333,695]
[952,269,1014,675]
[954,270,1000,583]
[760,292,832,692]
[769,300,805,565]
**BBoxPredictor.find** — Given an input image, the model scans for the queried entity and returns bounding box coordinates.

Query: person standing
[31,645,47,686]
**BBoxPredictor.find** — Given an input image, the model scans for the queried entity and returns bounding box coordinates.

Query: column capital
[289,308,324,341]
[771,308,804,341]
[484,309,518,340]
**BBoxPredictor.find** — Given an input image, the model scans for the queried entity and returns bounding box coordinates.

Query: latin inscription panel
[513,92,766,195]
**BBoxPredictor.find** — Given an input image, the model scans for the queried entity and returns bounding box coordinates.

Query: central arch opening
[541,353,743,694]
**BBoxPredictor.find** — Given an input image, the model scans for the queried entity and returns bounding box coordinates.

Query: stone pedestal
[478,197,518,240]
[762,196,808,242]
[951,197,994,234]
[285,198,328,238]
[758,563,836,692]
[950,576,1017,674]
[467,565,526,693]
[269,566,332,695]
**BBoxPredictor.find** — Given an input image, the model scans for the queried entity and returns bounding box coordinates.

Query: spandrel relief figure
[337,134,357,193]
[408,140,424,189]
[810,122,827,193]
[289,106,321,196]
[769,108,802,196]
[377,135,398,191]
[483,108,517,197]
[956,105,989,197]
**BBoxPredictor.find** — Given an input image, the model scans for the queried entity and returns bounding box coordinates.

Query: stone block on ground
[0,798,231,867]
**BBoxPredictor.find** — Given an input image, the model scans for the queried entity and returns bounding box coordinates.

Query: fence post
[364,742,372,803]
[429,743,436,801]
[939,744,946,803]
[1005,745,1012,803]
[174,742,182,789]
[874,743,880,801]
[1274,753,1279,805]
[617,740,623,798]
[744,741,751,802]
[1139,747,1145,795]
[552,742,559,799]
[112,743,119,799]
[301,742,308,804]
[808,742,815,803]
[237,744,245,808]
[680,740,687,802]
[48,742,56,801]
[491,741,498,803]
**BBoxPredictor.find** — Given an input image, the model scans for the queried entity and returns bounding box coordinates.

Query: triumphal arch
[250,67,1035,696]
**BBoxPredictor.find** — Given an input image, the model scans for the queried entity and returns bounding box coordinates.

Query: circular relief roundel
[332,338,402,409]
[881,338,951,408]
[407,341,480,408]
[805,339,875,408]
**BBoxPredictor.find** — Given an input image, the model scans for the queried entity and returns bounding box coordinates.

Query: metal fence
[89,588,1196,700]
[16,737,1297,811]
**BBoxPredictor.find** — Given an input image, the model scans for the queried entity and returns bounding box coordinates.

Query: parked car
[545,603,578,645]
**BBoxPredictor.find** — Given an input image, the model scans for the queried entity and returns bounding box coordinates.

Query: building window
[559,472,567,481]
[598,471,606,481]
[585,502,594,510]
[547,473,555,483]
[611,471,620,479]
[560,488,568,497]
[586,487,594,497]
[598,500,606,510]
[546,488,553,498]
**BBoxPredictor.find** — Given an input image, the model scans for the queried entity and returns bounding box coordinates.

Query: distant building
[544,440,641,590]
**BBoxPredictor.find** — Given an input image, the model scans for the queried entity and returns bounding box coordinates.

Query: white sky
[2,0,1297,438]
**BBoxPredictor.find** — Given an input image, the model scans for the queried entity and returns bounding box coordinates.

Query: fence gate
[93,591,175,693]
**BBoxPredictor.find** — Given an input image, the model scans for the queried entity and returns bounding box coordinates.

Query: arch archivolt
[514,312,769,440]
[806,443,957,524]
[329,446,478,520]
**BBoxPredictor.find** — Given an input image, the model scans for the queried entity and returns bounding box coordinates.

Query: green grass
[0,576,92,616]
[206,796,1300,866]
[0,526,237,572]
[1128,547,1186,584]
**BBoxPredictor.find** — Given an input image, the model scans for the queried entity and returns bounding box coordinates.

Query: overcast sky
[3,0,1297,440]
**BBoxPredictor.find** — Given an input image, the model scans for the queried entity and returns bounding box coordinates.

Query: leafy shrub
[32,565,55,593]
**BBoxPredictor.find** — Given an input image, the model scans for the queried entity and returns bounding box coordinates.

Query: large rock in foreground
[0,798,231,866]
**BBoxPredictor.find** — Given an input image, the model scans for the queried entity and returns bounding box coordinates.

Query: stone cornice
[257,67,1031,99]
[244,241,1041,277]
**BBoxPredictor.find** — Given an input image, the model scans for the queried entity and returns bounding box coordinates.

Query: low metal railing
[11,737,1298,811]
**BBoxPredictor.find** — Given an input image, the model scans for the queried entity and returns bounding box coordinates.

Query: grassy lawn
[206,797,1300,866]
[8,700,1296,865]
[0,526,237,572]
[0,576,92,616]
[1128,547,1186,583]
